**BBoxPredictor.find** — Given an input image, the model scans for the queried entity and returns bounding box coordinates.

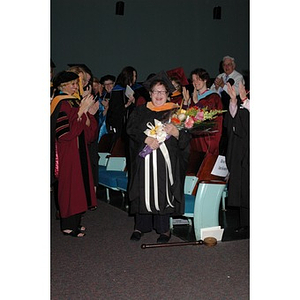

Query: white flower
[144,119,168,143]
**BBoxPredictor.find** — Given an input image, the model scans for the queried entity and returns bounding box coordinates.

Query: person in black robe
[127,75,191,243]
[224,82,250,233]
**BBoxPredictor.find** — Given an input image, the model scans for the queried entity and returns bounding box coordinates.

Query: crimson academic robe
[190,91,223,155]
[126,104,191,216]
[51,96,98,218]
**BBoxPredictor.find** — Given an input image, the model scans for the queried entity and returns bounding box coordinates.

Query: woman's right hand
[78,94,95,118]
[238,82,247,100]
[182,87,190,105]
[226,83,237,105]
[145,136,160,150]
[82,85,92,98]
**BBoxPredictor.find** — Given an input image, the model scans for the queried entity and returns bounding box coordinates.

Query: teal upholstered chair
[170,175,198,228]
[183,182,226,241]
[98,134,115,167]
[98,157,127,202]
[170,153,226,241]
[98,152,111,170]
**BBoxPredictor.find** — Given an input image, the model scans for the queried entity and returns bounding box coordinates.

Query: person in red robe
[182,68,223,155]
[51,71,98,237]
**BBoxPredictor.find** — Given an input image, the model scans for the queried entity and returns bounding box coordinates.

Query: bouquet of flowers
[170,106,226,134]
[138,106,226,158]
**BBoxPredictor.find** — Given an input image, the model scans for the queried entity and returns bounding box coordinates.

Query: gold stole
[50,95,77,115]
[146,102,178,112]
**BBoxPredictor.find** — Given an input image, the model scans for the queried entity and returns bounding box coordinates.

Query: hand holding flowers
[145,136,160,150]
[139,119,170,158]
[163,123,179,139]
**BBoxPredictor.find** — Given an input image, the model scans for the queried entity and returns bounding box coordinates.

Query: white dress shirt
[211,70,245,96]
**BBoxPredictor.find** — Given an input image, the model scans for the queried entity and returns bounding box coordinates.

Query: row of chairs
[97,134,227,241]
[97,134,128,202]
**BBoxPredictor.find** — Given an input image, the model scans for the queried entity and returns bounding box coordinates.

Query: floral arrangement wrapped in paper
[139,119,170,158]
[139,106,225,158]
[170,106,226,134]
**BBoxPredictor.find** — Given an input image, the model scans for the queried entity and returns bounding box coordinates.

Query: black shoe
[78,225,86,233]
[62,229,85,238]
[157,233,171,244]
[130,231,143,241]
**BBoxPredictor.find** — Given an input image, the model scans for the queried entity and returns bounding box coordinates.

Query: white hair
[222,55,236,67]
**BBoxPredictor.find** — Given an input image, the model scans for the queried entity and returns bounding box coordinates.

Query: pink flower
[195,110,204,121]
[184,116,195,129]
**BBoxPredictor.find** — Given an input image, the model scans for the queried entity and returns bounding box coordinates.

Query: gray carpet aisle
[51,200,249,300]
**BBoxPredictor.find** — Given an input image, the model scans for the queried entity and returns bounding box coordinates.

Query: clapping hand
[214,77,224,88]
[238,82,247,100]
[182,87,190,105]
[101,99,109,108]
[88,100,100,115]
[82,85,92,98]
[80,94,95,114]
[226,82,237,105]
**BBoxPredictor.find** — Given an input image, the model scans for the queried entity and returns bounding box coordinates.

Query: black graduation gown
[224,99,249,210]
[126,104,191,216]
[106,83,149,138]
[106,85,126,137]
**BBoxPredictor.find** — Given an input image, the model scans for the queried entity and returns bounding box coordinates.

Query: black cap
[52,71,79,89]
[143,70,176,93]
[100,75,116,84]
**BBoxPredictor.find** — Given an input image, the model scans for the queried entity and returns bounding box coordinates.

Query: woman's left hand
[164,123,179,139]
[182,87,190,105]
[226,83,237,105]
[238,82,247,100]
[82,85,92,98]
[88,100,100,115]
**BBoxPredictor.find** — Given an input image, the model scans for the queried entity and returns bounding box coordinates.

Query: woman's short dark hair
[190,68,211,86]
[149,79,170,93]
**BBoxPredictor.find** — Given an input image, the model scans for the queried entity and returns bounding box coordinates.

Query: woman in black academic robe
[224,82,250,232]
[126,77,191,243]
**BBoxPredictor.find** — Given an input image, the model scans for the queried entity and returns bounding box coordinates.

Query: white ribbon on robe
[160,143,174,208]
[144,142,174,212]
[144,154,152,212]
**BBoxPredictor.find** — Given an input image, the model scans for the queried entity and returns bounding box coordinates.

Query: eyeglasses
[104,82,114,86]
[151,90,168,95]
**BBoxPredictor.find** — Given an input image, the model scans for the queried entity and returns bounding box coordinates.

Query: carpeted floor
[51,197,249,299]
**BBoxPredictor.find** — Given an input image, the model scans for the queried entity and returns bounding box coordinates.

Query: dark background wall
[51,0,249,82]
